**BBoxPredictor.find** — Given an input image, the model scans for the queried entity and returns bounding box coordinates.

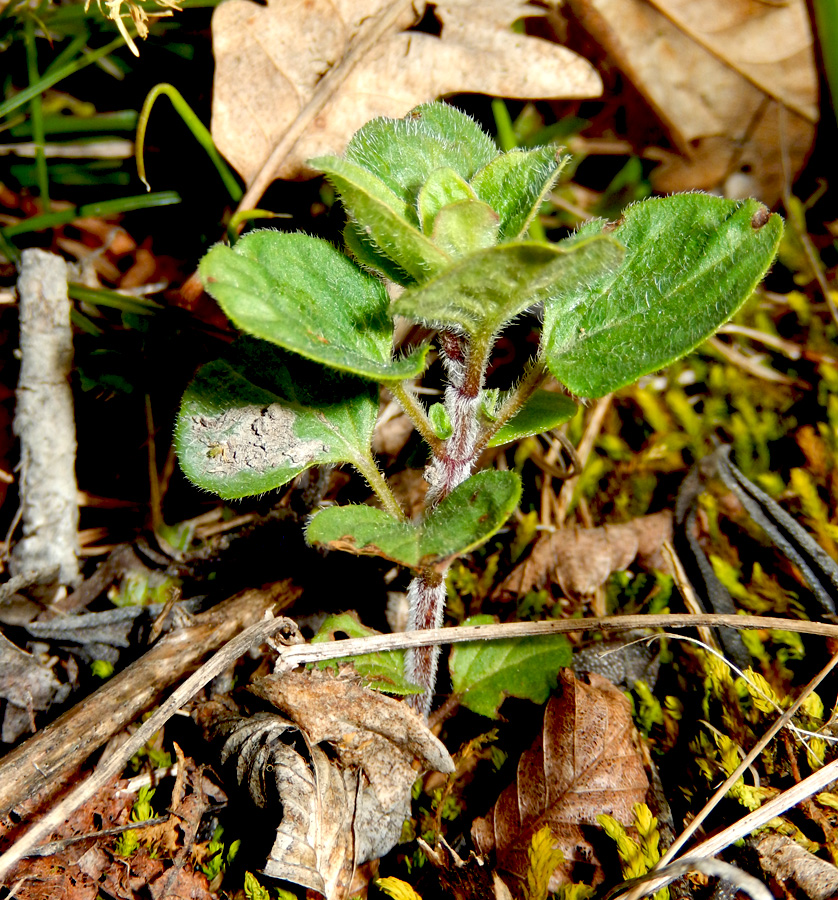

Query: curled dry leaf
[211,0,602,186]
[567,0,816,203]
[203,669,453,898]
[496,510,672,599]
[472,669,649,890]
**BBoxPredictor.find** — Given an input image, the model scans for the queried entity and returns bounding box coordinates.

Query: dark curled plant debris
[195,668,453,898]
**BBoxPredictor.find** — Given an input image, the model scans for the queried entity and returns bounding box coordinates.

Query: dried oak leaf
[497,510,672,599]
[472,669,648,891]
[208,669,453,898]
[567,0,816,204]
[211,0,602,185]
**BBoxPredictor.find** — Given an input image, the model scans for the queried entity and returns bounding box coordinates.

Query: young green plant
[176,103,783,719]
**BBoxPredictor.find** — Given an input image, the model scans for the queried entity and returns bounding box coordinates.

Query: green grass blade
[0,35,125,121]
[1,190,180,238]
[136,82,242,201]
[68,283,163,315]
[24,17,49,210]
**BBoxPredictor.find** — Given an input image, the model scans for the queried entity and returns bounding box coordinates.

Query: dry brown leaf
[497,510,672,599]
[472,669,649,890]
[211,0,602,187]
[203,669,453,898]
[567,0,816,203]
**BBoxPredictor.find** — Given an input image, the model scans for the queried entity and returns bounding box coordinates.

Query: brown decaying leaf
[497,510,672,599]
[211,0,602,185]
[567,0,816,204]
[202,669,453,898]
[473,669,649,891]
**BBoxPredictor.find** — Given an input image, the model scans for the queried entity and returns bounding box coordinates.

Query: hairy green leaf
[311,613,421,695]
[418,167,476,233]
[431,199,500,258]
[542,195,784,397]
[199,231,427,382]
[471,146,567,241]
[176,352,378,499]
[306,470,521,568]
[342,223,415,286]
[342,102,498,208]
[449,615,572,718]
[392,236,624,341]
[309,155,450,281]
[487,390,577,447]
[429,402,453,439]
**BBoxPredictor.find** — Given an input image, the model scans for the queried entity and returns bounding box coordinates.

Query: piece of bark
[755,833,838,900]
[0,582,299,820]
[11,249,79,589]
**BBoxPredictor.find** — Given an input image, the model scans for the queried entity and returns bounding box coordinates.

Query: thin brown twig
[555,395,613,526]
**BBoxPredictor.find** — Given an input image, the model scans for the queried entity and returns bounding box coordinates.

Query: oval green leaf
[392,236,624,342]
[306,469,522,569]
[342,102,498,208]
[542,195,784,397]
[199,231,427,382]
[449,614,572,718]
[470,146,567,241]
[309,155,450,282]
[487,390,577,447]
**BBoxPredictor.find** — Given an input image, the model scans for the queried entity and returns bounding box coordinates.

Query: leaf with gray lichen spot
[175,349,379,499]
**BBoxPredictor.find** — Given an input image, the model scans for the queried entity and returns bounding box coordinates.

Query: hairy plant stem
[390,380,442,455]
[406,329,489,717]
[354,454,406,522]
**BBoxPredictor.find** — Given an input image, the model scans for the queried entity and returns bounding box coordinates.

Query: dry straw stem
[0,607,304,881]
[3,610,837,881]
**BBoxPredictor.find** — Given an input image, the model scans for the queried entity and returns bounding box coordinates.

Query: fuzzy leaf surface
[542,195,784,397]
[306,470,521,568]
[431,199,500,258]
[488,390,578,447]
[471,146,568,241]
[311,614,421,696]
[199,231,427,381]
[449,615,571,718]
[418,166,476,233]
[342,102,498,209]
[176,354,378,499]
[392,237,624,341]
[310,155,450,281]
